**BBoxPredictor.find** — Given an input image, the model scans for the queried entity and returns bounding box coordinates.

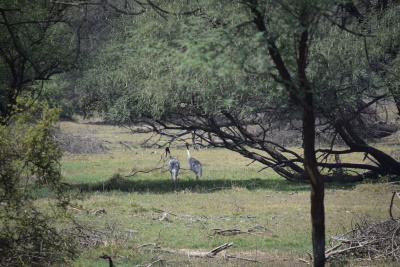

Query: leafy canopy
[77,0,394,123]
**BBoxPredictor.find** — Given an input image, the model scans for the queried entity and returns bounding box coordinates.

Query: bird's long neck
[186,148,191,158]
[166,150,174,159]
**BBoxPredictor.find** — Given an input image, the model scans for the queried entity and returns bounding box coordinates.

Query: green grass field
[42,119,400,266]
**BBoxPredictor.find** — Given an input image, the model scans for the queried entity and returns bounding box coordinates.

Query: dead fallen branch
[62,221,129,248]
[137,243,159,249]
[92,208,107,216]
[135,258,165,267]
[155,212,169,221]
[125,229,139,234]
[210,224,278,237]
[326,216,400,261]
[226,254,259,263]
[186,242,233,258]
[210,228,251,236]
[298,257,311,265]
[153,209,178,221]
[156,243,233,258]
[155,209,178,216]
[138,242,267,263]
[119,141,139,154]
[68,207,88,213]
[249,224,279,236]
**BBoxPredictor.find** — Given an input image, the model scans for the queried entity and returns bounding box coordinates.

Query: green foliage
[72,1,372,122]
[0,98,79,266]
[0,0,79,119]
[367,4,400,111]
[307,2,400,115]
[75,1,287,121]
[73,0,400,124]
[41,73,83,120]
[0,98,62,192]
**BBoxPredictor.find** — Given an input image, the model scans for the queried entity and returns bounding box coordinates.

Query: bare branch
[50,1,99,6]
[322,12,376,37]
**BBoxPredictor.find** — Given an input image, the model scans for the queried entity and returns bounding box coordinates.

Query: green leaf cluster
[0,98,62,191]
[0,0,80,119]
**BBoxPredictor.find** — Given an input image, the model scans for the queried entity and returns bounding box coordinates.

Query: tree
[0,1,75,122]
[0,0,137,122]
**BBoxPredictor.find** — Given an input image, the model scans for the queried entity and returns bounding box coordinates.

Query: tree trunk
[388,86,400,117]
[303,93,325,267]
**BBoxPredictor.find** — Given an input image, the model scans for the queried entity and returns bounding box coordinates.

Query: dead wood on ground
[136,258,165,267]
[159,242,233,258]
[61,221,129,248]
[210,224,278,237]
[326,192,400,261]
[187,242,233,258]
[92,208,107,216]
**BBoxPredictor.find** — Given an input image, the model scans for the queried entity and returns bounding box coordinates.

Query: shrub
[0,98,79,266]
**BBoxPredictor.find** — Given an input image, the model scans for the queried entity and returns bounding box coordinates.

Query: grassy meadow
[39,119,400,266]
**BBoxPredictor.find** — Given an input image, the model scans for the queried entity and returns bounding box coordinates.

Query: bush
[0,199,79,266]
[0,98,79,266]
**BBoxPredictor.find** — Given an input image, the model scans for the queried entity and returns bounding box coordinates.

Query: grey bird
[184,142,202,182]
[165,147,180,182]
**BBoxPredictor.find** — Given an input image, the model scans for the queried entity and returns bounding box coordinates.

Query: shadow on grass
[70,175,358,194]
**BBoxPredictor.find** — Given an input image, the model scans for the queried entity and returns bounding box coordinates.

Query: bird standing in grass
[165,147,180,182]
[184,142,202,182]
